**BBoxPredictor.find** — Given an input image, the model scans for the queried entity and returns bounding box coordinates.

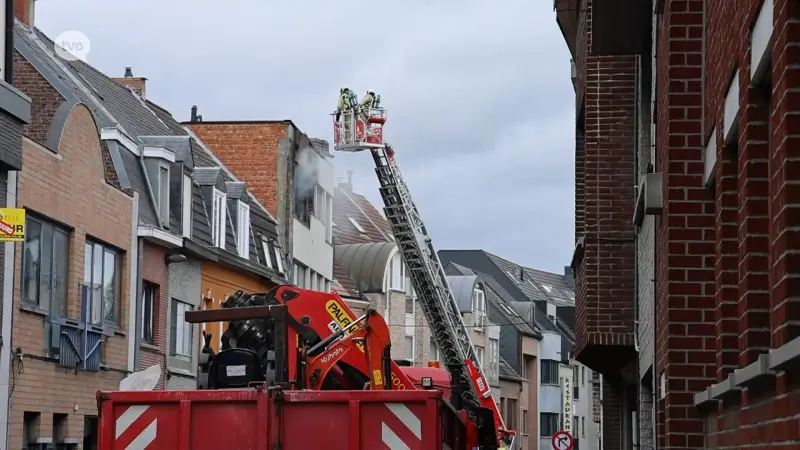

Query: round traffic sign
[552,431,574,450]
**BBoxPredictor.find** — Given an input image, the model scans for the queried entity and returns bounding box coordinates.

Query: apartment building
[557,1,800,449]
[440,250,600,450]
[446,274,501,391]
[8,16,288,450]
[445,261,541,449]
[185,115,334,291]
[331,178,435,364]
[0,0,31,441]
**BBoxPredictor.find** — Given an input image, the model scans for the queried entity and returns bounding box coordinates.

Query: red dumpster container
[98,387,467,449]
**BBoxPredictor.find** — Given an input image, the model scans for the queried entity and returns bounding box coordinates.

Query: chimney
[518,267,524,281]
[112,66,147,99]
[338,171,353,192]
[190,105,198,123]
[14,0,35,27]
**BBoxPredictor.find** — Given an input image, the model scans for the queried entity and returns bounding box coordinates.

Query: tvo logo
[54,30,91,62]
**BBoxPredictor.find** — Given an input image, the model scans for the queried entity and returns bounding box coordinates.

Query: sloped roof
[332,185,397,299]
[445,262,541,338]
[499,357,523,381]
[16,22,285,282]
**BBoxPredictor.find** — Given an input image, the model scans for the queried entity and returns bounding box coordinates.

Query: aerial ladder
[333,100,515,449]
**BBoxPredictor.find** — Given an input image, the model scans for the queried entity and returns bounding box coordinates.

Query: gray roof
[445,275,479,313]
[438,250,571,337]
[445,262,540,337]
[499,357,523,381]
[335,242,396,294]
[16,23,286,282]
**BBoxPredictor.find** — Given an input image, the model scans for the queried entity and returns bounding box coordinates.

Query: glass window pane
[91,243,103,324]
[103,250,116,323]
[22,219,41,303]
[53,231,68,317]
[38,223,53,314]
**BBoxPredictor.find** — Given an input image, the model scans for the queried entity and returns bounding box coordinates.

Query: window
[158,166,169,223]
[540,413,560,437]
[170,299,194,357]
[489,338,499,381]
[211,189,226,248]
[325,193,333,242]
[541,359,560,385]
[83,240,122,326]
[505,398,517,430]
[389,253,405,291]
[294,263,308,288]
[348,217,366,233]
[182,174,192,238]
[404,336,414,361]
[429,337,438,360]
[293,162,314,226]
[22,216,69,354]
[236,202,250,258]
[582,366,586,386]
[582,416,586,437]
[274,247,285,274]
[475,345,485,368]
[261,239,273,269]
[141,282,156,344]
[405,297,414,314]
[522,410,528,434]
[472,287,486,329]
[574,366,580,399]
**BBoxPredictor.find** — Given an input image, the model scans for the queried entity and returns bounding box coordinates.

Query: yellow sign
[325,299,365,351]
[0,208,25,242]
[373,369,383,387]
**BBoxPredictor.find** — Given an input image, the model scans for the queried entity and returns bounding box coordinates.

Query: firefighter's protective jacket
[360,92,375,109]
[337,92,350,112]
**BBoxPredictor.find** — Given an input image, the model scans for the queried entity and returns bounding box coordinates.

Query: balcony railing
[52,284,114,372]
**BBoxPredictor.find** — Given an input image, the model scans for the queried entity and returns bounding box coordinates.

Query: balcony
[52,284,115,372]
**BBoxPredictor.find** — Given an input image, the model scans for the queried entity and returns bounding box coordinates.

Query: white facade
[293,149,334,286]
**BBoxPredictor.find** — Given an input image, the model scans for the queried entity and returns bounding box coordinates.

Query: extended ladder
[370,145,483,410]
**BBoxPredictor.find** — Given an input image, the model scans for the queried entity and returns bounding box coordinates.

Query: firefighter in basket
[359,89,381,120]
[336,86,358,137]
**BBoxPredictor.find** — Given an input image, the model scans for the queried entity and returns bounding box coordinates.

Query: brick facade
[9,106,133,448]
[139,242,167,388]
[562,0,800,449]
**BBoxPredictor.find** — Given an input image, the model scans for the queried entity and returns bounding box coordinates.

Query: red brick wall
[139,242,167,388]
[654,2,718,449]
[187,122,286,217]
[12,53,64,148]
[573,0,636,366]
[697,0,800,448]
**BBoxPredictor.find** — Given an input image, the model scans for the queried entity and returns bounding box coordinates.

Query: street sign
[552,430,574,450]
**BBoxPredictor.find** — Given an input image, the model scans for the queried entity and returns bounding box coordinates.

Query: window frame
[489,337,499,381]
[141,282,156,344]
[404,335,414,362]
[83,239,123,328]
[158,165,170,225]
[236,201,251,258]
[22,214,70,356]
[260,238,273,269]
[541,359,560,385]
[475,345,485,369]
[540,412,560,438]
[211,188,226,248]
[171,299,194,358]
[274,247,285,274]
[405,297,414,315]
[292,162,314,226]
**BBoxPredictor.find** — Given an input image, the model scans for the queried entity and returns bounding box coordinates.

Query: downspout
[0,170,18,450]
[134,236,144,371]
[126,191,140,372]
[4,0,13,84]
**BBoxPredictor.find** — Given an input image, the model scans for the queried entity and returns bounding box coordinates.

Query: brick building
[0,0,31,439]
[331,177,435,365]
[557,0,800,449]
[185,114,335,293]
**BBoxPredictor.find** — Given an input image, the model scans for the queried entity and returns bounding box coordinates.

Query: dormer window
[261,238,273,269]
[181,174,192,238]
[348,217,366,233]
[273,247,285,274]
[236,201,250,258]
[211,189,226,248]
[158,166,170,225]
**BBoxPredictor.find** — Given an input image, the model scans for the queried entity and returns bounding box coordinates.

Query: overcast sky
[35,0,575,274]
